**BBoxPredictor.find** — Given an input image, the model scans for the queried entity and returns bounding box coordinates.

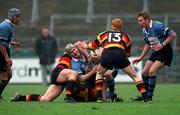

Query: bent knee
[141,70,149,77]
[149,69,157,76]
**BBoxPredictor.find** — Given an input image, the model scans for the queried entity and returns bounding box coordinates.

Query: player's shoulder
[97,31,108,36]
[153,21,165,29]
[0,20,12,30]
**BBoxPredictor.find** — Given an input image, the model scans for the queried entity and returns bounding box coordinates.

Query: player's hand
[150,43,163,51]
[75,40,88,49]
[11,41,22,47]
[91,65,98,73]
[132,57,142,65]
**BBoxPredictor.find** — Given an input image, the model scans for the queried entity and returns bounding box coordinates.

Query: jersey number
[108,33,122,42]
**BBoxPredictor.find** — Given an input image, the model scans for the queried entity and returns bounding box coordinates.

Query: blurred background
[0,0,179,82]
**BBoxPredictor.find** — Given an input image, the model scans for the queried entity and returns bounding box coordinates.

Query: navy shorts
[149,45,173,66]
[100,48,130,70]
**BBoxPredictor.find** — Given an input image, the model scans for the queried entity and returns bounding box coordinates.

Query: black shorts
[50,67,66,88]
[100,48,130,70]
[149,45,173,66]
[0,48,10,72]
[0,51,7,72]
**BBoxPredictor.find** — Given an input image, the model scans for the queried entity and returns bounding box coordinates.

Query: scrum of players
[10,18,151,103]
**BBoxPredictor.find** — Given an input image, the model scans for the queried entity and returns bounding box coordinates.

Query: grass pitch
[0,83,180,115]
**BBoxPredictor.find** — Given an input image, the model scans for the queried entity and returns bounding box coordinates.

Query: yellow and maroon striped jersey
[88,30,132,56]
[56,53,72,69]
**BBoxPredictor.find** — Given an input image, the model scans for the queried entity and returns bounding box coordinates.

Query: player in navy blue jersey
[132,11,176,102]
[0,8,22,100]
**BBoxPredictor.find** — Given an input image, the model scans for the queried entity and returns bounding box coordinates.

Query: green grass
[1,84,180,115]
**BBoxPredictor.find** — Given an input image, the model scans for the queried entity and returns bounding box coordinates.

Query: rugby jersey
[56,53,72,69]
[88,30,131,56]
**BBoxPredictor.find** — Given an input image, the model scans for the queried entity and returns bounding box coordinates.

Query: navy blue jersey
[142,20,174,46]
[0,19,14,48]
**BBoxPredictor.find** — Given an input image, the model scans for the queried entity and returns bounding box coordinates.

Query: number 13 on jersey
[108,32,122,42]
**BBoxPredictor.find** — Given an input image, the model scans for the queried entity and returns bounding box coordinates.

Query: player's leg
[57,69,78,102]
[11,84,63,102]
[40,84,64,102]
[95,65,108,102]
[132,60,154,101]
[122,64,148,102]
[147,60,164,100]
[104,71,115,93]
[141,60,154,92]
[11,67,67,102]
[0,51,12,98]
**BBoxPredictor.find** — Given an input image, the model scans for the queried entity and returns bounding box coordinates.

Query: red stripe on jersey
[122,34,131,46]
[104,42,125,49]
[57,54,72,69]
[98,33,108,43]
[88,41,99,50]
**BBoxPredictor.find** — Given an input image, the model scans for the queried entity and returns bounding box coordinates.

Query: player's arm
[75,41,91,59]
[78,65,97,82]
[11,40,22,47]
[133,44,150,65]
[162,32,176,47]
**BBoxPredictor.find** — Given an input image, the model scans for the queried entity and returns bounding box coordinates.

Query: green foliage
[0,84,180,115]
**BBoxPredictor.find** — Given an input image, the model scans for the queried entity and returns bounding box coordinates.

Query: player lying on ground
[63,43,122,102]
[11,43,120,102]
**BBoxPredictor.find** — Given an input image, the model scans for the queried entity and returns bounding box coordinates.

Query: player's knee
[141,70,148,76]
[68,70,78,81]
[149,69,157,76]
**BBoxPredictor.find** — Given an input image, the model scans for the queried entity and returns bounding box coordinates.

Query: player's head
[137,11,150,21]
[65,43,80,58]
[8,8,21,25]
[111,18,123,31]
[136,11,150,28]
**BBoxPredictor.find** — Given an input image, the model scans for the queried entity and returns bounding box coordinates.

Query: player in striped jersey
[10,44,99,102]
[10,52,80,102]
[63,43,122,102]
[79,18,149,102]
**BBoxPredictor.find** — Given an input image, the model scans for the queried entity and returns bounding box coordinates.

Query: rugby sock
[106,77,115,93]
[66,80,76,95]
[95,79,104,98]
[26,94,41,101]
[142,76,149,92]
[147,76,156,98]
[0,79,10,96]
[135,81,146,96]
[12,94,41,101]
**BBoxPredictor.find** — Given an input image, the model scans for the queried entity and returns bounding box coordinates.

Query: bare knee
[141,70,149,77]
[149,69,157,76]
[68,70,79,81]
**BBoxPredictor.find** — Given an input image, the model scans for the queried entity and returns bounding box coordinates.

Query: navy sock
[107,78,115,93]
[142,76,149,92]
[147,76,156,98]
